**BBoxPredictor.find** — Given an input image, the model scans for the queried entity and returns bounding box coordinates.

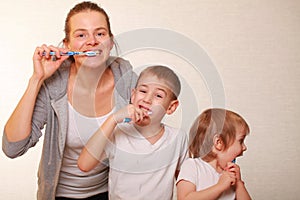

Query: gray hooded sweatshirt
[2,57,137,200]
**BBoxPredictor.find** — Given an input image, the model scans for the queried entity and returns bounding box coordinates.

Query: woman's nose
[87,35,99,45]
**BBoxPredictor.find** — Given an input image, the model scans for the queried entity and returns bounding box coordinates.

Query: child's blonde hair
[189,108,250,161]
[137,65,181,100]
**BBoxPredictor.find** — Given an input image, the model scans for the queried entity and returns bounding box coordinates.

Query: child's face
[131,74,178,122]
[220,126,248,166]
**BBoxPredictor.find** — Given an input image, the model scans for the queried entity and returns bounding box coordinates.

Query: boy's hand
[113,104,150,126]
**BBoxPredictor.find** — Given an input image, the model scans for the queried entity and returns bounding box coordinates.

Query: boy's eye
[138,89,146,93]
[155,92,166,98]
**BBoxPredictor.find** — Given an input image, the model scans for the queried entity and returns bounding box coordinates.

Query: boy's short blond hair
[137,65,181,100]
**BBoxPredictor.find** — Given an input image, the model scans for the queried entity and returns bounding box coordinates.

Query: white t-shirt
[56,103,111,198]
[105,123,188,200]
[177,158,235,200]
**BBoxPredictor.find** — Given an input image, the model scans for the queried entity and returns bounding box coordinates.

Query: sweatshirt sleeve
[2,85,48,158]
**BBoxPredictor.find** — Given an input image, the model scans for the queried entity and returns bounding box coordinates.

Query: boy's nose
[143,93,153,103]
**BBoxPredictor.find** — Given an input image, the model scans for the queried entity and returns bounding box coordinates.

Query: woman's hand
[32,44,69,81]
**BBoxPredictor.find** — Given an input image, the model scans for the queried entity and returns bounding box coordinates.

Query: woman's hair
[64,1,113,43]
[137,65,181,100]
[189,108,250,160]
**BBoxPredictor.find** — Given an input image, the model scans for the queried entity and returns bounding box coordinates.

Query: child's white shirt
[105,123,188,200]
[177,158,235,200]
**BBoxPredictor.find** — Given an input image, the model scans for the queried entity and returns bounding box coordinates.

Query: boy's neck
[134,123,164,145]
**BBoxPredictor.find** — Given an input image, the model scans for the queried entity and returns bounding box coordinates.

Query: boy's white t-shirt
[105,123,188,200]
[176,158,235,200]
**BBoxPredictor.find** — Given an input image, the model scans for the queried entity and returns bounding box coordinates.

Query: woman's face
[66,11,113,67]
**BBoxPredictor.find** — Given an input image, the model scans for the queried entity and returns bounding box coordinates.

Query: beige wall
[0,0,299,199]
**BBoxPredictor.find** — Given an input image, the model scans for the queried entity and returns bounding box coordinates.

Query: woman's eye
[76,33,85,38]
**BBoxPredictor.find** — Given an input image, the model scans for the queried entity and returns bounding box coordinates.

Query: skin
[4,11,115,142]
[77,74,179,172]
[177,127,252,200]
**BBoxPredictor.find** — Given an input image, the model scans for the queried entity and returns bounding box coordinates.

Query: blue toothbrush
[43,51,100,57]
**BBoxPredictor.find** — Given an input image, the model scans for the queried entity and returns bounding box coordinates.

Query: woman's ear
[166,100,179,115]
[213,134,224,151]
[63,38,70,49]
[109,36,115,51]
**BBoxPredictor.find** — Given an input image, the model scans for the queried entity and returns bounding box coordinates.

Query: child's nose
[143,93,153,103]
[242,144,247,151]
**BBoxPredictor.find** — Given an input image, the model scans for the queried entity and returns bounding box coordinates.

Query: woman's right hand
[33,44,70,81]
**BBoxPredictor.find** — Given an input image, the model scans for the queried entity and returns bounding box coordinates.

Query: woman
[2,2,137,200]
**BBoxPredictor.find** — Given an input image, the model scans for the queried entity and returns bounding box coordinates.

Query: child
[78,65,188,200]
[176,108,252,200]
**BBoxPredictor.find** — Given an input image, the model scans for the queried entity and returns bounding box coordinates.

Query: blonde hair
[64,1,113,43]
[137,65,181,100]
[189,108,250,160]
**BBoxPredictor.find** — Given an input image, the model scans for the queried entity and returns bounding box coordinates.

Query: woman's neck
[71,62,108,91]
[68,62,114,117]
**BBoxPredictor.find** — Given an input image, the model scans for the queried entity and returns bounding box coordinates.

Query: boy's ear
[166,100,179,115]
[213,134,224,151]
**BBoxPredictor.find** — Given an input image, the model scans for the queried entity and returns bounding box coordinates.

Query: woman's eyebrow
[73,27,108,33]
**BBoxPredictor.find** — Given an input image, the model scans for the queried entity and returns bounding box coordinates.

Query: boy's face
[131,74,179,122]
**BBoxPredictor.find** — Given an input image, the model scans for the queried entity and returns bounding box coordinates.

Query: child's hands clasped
[226,162,242,182]
[218,161,244,191]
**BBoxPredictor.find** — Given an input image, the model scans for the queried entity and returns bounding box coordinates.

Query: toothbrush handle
[43,51,78,56]
[123,118,131,123]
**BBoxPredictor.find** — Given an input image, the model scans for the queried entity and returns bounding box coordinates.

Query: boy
[78,65,188,200]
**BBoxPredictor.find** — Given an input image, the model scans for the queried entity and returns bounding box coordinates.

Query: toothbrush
[42,51,100,57]
[232,158,236,163]
[123,111,153,123]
